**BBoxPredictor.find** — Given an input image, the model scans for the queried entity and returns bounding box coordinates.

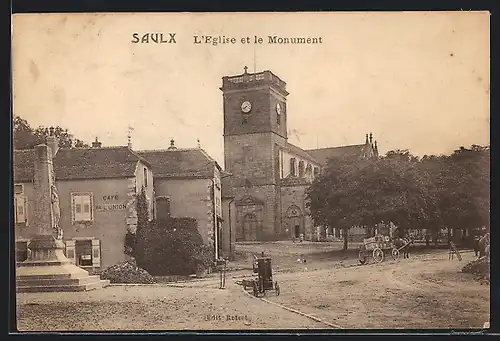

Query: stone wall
[224,133,275,187]
[232,184,279,241]
[154,178,214,246]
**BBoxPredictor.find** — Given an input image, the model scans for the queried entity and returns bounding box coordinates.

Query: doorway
[242,213,258,241]
[286,205,304,239]
[75,239,93,267]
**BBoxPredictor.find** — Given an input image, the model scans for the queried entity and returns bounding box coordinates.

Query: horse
[394,236,414,259]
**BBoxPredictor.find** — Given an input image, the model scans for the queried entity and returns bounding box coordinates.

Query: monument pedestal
[16,235,109,293]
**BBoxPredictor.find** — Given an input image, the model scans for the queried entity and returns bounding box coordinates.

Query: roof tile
[13,146,145,182]
[306,144,367,165]
[136,148,215,179]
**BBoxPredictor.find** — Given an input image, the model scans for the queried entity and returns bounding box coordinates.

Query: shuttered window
[14,184,28,225]
[71,192,94,223]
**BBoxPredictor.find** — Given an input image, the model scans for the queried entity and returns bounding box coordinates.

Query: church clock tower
[220,67,289,241]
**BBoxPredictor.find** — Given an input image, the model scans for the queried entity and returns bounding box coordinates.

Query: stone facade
[221,68,379,241]
[137,146,224,260]
[14,146,154,271]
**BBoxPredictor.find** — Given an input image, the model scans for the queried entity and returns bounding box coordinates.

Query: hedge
[135,217,214,276]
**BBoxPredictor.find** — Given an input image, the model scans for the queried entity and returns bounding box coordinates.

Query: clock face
[276,103,282,115]
[241,101,252,113]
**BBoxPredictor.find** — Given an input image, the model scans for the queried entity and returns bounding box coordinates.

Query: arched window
[143,168,148,188]
[305,164,312,176]
[290,158,296,176]
[298,161,305,177]
[314,167,320,178]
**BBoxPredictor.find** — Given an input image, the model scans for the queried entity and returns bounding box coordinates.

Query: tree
[13,115,89,150]
[125,186,150,258]
[308,144,490,251]
[307,151,434,250]
[13,116,39,150]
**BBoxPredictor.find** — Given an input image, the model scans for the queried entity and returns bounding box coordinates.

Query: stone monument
[16,135,109,292]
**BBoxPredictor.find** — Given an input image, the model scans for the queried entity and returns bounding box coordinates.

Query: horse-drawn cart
[358,235,410,264]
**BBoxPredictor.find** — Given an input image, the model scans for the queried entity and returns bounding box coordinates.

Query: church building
[220,68,379,242]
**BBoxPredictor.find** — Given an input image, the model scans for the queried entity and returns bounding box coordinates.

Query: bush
[135,217,214,276]
[100,259,156,284]
[193,244,215,273]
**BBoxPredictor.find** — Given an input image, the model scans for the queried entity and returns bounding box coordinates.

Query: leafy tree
[124,186,149,258]
[13,115,89,149]
[307,144,490,250]
[13,116,39,150]
[307,151,434,250]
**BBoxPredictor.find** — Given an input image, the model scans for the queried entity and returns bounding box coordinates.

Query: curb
[235,280,343,329]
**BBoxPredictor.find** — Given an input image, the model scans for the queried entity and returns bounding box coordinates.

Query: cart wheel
[391,248,400,260]
[373,248,384,263]
[252,281,258,297]
[275,282,280,296]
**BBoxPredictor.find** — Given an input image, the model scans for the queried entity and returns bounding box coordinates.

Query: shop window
[71,192,94,223]
[67,238,101,269]
[75,239,93,267]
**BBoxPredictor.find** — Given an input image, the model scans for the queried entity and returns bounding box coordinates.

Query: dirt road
[16,249,488,331]
[263,250,489,329]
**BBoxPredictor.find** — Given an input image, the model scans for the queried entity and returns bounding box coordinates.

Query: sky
[12,12,490,167]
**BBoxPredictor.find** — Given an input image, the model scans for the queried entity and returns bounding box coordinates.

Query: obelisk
[16,136,109,292]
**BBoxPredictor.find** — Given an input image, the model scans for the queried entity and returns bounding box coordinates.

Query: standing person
[473,234,481,257]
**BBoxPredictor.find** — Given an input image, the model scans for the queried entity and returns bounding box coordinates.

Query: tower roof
[220,70,289,96]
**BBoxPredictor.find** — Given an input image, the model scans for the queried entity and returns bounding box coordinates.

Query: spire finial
[243,66,248,74]
[168,138,177,150]
[127,125,134,148]
[369,132,373,144]
[365,134,369,144]
[197,139,201,148]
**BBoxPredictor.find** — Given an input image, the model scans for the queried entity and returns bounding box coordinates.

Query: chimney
[92,137,102,148]
[374,141,379,157]
[168,139,177,150]
[45,126,59,158]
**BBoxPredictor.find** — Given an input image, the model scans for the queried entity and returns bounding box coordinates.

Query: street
[16,246,489,330]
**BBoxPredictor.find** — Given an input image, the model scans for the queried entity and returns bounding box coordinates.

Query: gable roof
[305,144,368,166]
[136,148,217,179]
[284,142,319,164]
[13,146,150,182]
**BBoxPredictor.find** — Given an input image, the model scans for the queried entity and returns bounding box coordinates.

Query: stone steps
[17,277,110,293]
[17,275,103,287]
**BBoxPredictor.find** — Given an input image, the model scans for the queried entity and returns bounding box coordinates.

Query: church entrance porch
[286,205,304,240]
[235,195,264,242]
